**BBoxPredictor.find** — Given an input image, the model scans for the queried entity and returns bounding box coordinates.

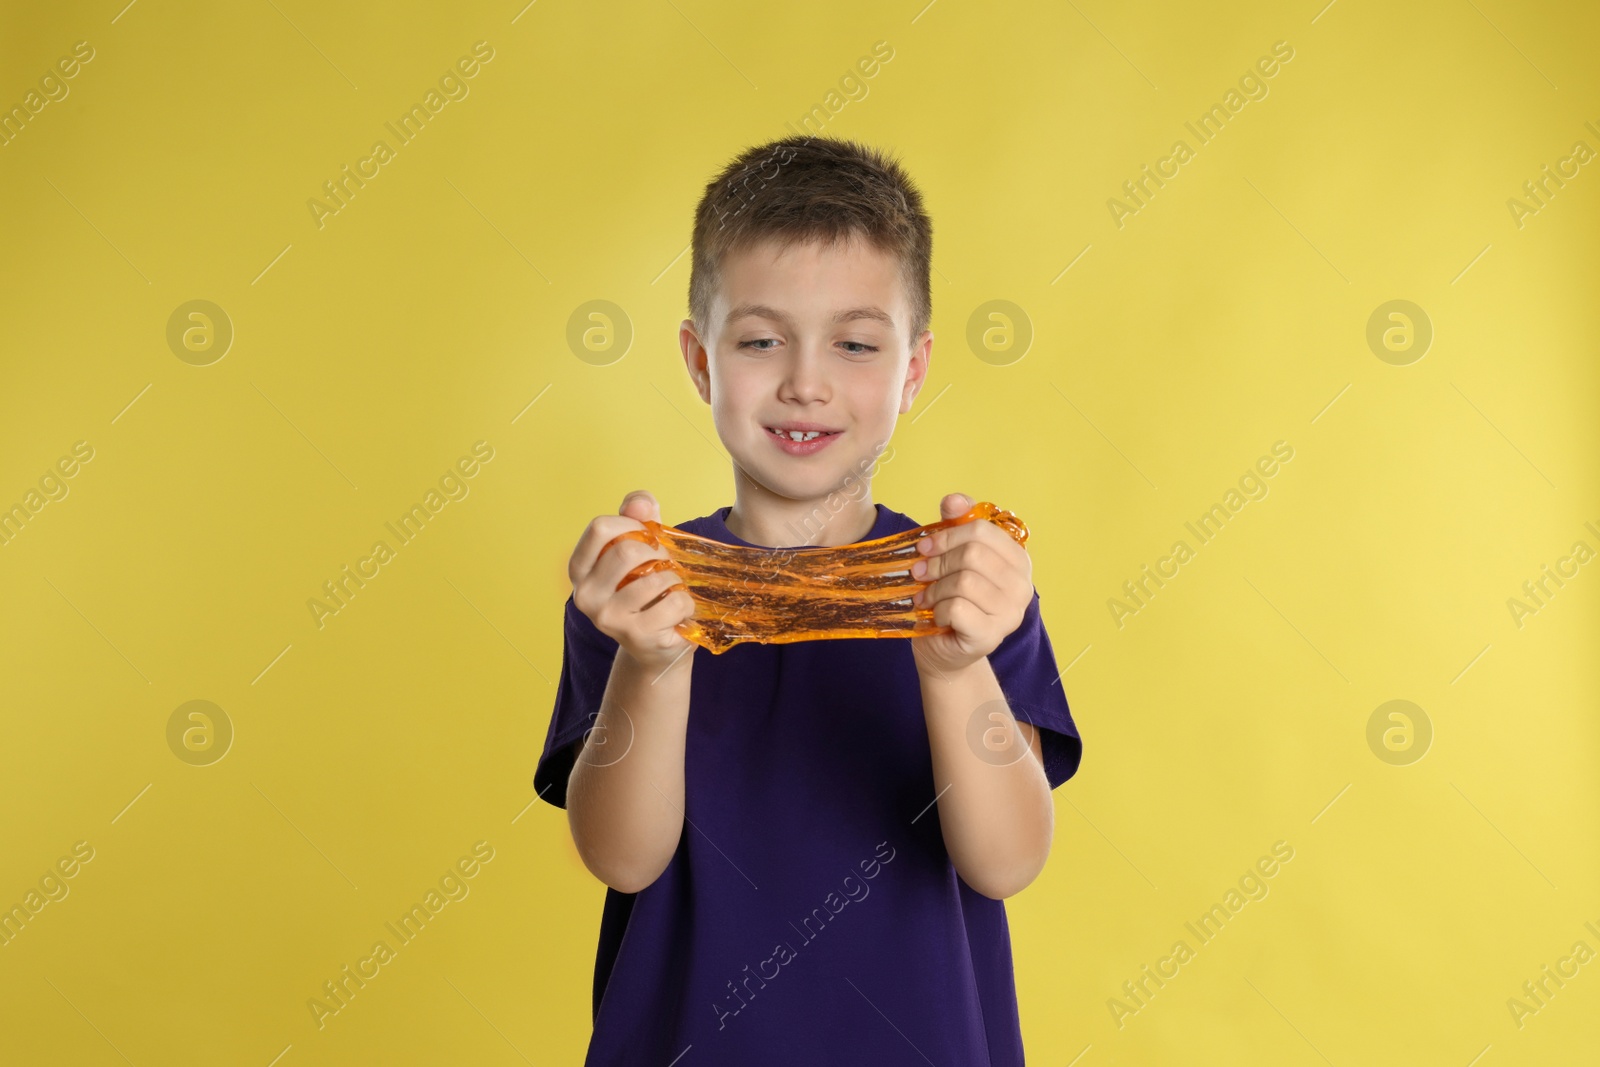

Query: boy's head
[680,136,934,512]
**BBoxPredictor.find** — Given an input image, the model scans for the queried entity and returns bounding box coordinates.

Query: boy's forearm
[918,657,1054,899]
[566,646,694,893]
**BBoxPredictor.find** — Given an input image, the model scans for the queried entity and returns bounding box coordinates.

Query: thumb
[940,492,973,521]
[619,490,661,524]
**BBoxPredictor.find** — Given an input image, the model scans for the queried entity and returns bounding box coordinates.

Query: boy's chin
[745,464,853,504]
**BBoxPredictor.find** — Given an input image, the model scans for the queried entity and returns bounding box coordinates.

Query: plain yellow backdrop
[1,0,1596,1064]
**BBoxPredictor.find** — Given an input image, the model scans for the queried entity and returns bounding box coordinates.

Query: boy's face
[680,234,931,508]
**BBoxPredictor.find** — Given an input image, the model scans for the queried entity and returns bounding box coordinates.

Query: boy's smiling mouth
[763,421,842,454]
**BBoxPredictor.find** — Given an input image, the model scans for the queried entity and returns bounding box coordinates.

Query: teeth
[776,429,823,441]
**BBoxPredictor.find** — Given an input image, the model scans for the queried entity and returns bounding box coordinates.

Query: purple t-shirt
[535,503,1083,1066]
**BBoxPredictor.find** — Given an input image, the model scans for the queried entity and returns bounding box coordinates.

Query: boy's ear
[900,329,933,413]
[680,319,711,403]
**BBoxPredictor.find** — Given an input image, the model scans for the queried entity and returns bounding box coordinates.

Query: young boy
[535,136,1083,1065]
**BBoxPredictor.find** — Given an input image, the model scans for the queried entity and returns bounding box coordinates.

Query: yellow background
[2,0,1596,1064]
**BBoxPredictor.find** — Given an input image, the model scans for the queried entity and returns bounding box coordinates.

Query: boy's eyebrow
[834,306,897,328]
[725,303,896,329]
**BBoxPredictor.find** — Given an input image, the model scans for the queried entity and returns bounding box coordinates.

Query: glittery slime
[598,501,1029,654]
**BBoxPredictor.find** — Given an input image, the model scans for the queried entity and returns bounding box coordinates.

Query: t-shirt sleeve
[533,592,620,810]
[987,588,1083,789]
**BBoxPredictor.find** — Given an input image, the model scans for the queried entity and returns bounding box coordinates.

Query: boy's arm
[917,658,1053,900]
[566,646,694,894]
[908,491,1057,899]
[561,490,699,896]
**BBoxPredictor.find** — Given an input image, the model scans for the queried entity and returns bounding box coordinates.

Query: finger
[574,528,665,613]
[913,539,1000,583]
[602,566,689,630]
[571,513,656,587]
[669,589,699,630]
[602,490,664,564]
[917,568,1003,615]
[939,492,973,521]
[619,489,661,524]
[590,534,672,597]
[920,520,1030,582]
[635,585,697,648]
[930,595,988,638]
[915,516,971,561]
[614,555,681,593]
[616,564,688,614]
[643,585,696,627]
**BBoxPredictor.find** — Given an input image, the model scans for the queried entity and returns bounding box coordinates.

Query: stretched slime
[599,501,1029,654]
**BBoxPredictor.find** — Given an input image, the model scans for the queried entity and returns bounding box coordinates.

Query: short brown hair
[688,136,933,349]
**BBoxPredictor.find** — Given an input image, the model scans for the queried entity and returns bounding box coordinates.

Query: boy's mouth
[763,424,842,455]
[764,425,841,443]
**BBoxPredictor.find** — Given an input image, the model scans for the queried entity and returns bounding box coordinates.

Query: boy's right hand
[568,490,696,672]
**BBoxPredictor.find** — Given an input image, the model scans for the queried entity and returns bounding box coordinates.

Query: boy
[535,136,1082,1065]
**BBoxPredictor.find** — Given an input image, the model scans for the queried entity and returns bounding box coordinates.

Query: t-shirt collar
[709,502,891,548]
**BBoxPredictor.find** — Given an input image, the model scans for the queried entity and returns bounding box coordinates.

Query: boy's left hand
[909,492,1033,676]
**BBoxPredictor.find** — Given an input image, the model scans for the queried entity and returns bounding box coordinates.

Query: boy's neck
[724,480,878,548]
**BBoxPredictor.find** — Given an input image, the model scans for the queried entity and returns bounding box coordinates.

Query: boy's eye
[735,339,880,356]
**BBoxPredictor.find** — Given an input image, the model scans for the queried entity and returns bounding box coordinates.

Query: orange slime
[599,501,1029,654]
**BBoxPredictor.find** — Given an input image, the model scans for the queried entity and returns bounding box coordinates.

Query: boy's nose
[778,347,830,401]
